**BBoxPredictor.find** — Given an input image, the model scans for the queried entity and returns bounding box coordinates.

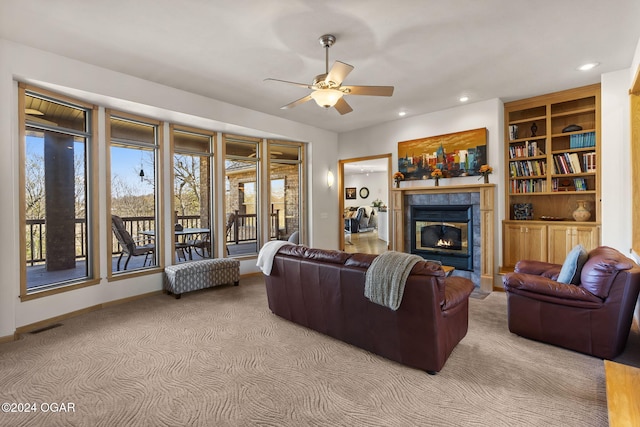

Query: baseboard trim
[0,334,16,344]
[13,290,163,337]
[6,275,260,342]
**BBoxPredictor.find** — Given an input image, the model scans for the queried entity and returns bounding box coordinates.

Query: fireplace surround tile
[405,192,482,286]
[393,184,495,292]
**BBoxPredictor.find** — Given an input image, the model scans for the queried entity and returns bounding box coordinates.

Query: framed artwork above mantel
[397,128,487,181]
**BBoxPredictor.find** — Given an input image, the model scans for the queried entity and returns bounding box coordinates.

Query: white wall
[338,98,504,286]
[344,172,388,209]
[0,39,339,337]
[600,69,632,253]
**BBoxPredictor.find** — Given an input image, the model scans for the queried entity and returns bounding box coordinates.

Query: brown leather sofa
[264,245,475,373]
[503,246,640,359]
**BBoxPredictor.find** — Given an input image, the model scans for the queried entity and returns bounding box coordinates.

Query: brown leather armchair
[503,246,640,359]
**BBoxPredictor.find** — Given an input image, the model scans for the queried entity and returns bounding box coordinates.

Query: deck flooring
[26,242,257,290]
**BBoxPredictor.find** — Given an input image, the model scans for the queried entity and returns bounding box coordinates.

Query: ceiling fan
[265,34,394,115]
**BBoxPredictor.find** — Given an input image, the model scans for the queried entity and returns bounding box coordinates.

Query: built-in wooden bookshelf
[502,84,601,268]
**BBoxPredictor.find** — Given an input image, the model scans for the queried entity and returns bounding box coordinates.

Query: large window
[20,85,98,298]
[225,136,259,256]
[268,141,304,242]
[172,126,214,262]
[108,112,161,274]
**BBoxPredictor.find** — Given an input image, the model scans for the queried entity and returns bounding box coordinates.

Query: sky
[26,135,155,197]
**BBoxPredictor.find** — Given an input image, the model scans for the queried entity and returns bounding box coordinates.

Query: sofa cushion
[557,245,588,285]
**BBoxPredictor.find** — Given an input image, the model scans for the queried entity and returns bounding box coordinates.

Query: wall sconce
[327,170,335,188]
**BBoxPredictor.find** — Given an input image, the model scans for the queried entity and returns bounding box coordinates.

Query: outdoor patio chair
[111,214,155,271]
[187,233,210,259]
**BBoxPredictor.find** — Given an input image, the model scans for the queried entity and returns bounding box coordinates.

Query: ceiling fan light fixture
[310,89,343,108]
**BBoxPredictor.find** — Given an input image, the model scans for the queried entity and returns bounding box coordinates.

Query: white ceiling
[344,159,388,176]
[1,0,639,134]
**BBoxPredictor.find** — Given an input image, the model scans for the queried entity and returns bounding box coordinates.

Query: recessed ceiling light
[578,62,600,71]
[459,96,469,103]
[398,111,406,117]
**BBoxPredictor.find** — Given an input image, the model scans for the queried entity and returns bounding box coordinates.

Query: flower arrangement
[393,171,405,188]
[478,164,493,183]
[393,171,404,181]
[430,168,443,179]
[478,164,493,176]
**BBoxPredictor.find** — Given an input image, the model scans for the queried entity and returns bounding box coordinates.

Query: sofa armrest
[515,260,562,280]
[504,272,602,304]
[442,277,474,311]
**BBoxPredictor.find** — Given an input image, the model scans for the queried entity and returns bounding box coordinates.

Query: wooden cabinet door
[574,225,600,252]
[548,224,600,264]
[521,224,547,263]
[503,223,524,268]
[503,222,547,267]
[548,225,573,264]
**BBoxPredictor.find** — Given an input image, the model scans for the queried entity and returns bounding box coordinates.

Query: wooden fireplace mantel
[391,183,495,292]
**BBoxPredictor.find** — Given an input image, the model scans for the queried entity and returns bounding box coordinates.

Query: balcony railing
[25,210,281,265]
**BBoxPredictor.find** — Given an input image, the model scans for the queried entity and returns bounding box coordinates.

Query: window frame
[267,140,306,244]
[170,124,216,262]
[224,134,261,258]
[18,83,100,301]
[106,109,164,280]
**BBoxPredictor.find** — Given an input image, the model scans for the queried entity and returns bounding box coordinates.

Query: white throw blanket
[364,251,424,310]
[256,240,293,275]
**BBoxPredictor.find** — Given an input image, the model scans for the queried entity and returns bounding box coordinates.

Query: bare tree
[174,154,201,216]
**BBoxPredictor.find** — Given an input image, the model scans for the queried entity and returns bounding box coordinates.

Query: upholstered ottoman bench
[164,259,240,299]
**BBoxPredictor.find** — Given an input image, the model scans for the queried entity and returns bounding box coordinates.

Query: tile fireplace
[391,184,495,291]
[411,205,473,271]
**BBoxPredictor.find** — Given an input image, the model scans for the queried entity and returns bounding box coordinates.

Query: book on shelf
[553,154,571,174]
[509,140,545,159]
[569,132,596,149]
[509,124,518,140]
[573,177,587,191]
[553,153,584,174]
[509,159,546,177]
[510,178,547,193]
[568,152,582,173]
[582,152,596,172]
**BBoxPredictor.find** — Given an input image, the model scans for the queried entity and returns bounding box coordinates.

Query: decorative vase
[483,174,489,184]
[434,178,440,187]
[572,200,591,222]
[394,179,400,188]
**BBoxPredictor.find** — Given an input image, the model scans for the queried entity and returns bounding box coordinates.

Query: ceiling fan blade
[326,61,354,85]
[342,85,394,96]
[334,97,353,115]
[281,94,313,110]
[264,78,313,89]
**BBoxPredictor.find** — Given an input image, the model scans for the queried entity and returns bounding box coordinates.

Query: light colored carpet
[0,276,612,426]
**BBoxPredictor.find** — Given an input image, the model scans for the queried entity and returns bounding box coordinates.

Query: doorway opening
[338,154,392,253]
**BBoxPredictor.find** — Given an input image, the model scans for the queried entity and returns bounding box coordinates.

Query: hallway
[344,230,388,255]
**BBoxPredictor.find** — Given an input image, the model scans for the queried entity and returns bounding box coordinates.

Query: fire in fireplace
[411,205,473,271]
[419,223,463,251]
